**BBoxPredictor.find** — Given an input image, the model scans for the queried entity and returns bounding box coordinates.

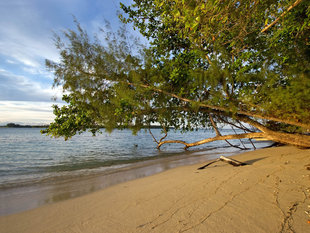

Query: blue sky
[0,0,134,125]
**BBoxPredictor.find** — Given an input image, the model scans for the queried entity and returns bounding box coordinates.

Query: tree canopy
[42,0,310,148]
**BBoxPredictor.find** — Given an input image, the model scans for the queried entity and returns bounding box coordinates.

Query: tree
[42,1,310,149]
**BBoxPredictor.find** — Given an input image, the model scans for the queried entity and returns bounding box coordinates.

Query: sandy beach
[1,145,309,233]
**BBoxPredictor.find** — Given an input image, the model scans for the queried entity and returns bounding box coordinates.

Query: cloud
[0,0,136,75]
[0,101,60,125]
[0,0,74,77]
[0,0,135,125]
[0,17,58,75]
[0,69,62,102]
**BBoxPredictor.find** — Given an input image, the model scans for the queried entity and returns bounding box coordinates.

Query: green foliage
[43,1,310,140]
[120,0,310,125]
[41,95,101,140]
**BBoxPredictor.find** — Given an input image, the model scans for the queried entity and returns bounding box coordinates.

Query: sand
[0,146,309,233]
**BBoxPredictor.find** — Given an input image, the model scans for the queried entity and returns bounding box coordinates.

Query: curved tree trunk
[260,130,310,148]
[156,113,310,150]
[157,131,310,150]
[157,132,265,149]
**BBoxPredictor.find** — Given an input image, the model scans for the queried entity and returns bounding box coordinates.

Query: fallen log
[219,156,247,166]
[198,156,247,170]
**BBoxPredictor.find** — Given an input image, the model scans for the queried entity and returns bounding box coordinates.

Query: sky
[0,0,134,125]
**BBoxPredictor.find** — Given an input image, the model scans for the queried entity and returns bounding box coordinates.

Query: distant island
[0,123,50,128]
[0,123,165,129]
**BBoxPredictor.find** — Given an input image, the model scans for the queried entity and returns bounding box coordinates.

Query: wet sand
[1,146,310,233]
[0,148,227,216]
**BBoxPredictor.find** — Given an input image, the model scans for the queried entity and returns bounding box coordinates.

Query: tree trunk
[157,132,265,149]
[259,130,310,148]
[157,131,310,149]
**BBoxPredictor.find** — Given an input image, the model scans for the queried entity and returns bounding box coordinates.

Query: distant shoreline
[0,123,168,129]
[0,123,49,128]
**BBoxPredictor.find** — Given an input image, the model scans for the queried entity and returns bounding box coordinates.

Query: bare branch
[224,139,248,150]
[238,121,257,149]
[209,114,246,150]
[209,115,220,136]
[237,121,255,133]
[231,126,248,149]
[157,132,265,149]
[148,126,168,148]
[148,128,159,144]
[216,115,252,132]
[159,126,168,143]
[247,134,257,150]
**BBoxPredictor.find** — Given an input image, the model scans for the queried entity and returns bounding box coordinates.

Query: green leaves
[120,0,309,127]
[41,95,100,140]
[43,1,310,141]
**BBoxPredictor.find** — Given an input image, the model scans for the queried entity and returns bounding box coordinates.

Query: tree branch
[209,114,220,136]
[130,82,310,129]
[78,69,310,129]
[224,139,248,150]
[157,132,265,149]
[216,115,254,132]
[148,125,168,148]
[209,114,246,150]
[231,126,247,149]
[237,120,255,133]
[159,126,168,142]
[148,128,159,144]
[261,0,303,33]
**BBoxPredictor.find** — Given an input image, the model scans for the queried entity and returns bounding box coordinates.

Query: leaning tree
[43,0,310,149]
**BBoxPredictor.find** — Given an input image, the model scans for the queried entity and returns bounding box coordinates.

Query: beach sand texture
[1,146,309,233]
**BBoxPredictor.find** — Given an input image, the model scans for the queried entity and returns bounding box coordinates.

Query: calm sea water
[0,128,270,189]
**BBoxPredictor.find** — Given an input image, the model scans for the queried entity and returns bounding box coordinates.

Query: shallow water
[0,128,272,215]
[0,128,256,188]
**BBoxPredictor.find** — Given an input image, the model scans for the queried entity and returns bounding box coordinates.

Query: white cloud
[0,24,59,75]
[0,69,63,102]
[0,0,62,77]
[6,59,17,64]
[0,0,134,125]
[0,101,60,125]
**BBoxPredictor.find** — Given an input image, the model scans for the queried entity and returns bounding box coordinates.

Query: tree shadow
[244,157,267,165]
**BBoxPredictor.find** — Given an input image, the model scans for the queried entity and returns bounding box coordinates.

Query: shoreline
[0,147,237,216]
[1,146,309,232]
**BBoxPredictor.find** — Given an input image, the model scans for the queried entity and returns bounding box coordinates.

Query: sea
[0,127,272,215]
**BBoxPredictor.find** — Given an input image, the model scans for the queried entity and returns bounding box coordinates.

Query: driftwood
[198,156,247,170]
